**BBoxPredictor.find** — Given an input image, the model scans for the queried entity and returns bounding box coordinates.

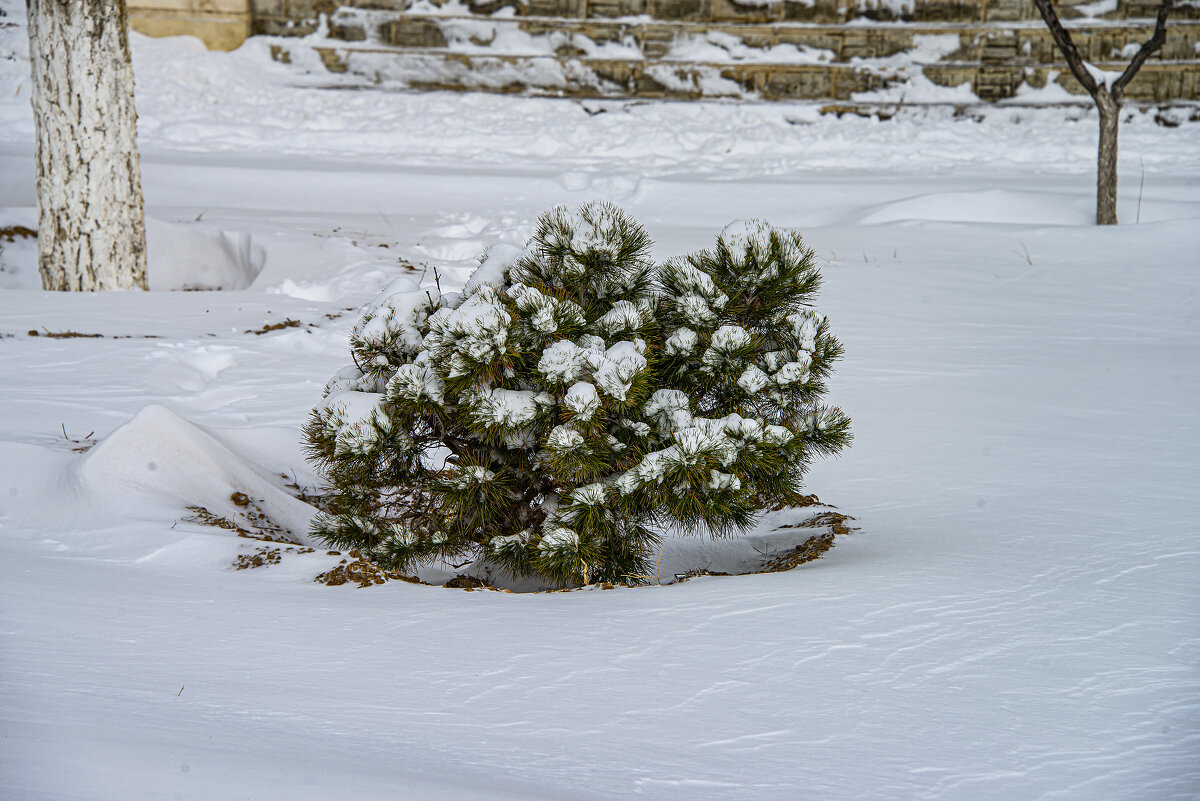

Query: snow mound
[146,218,266,291]
[75,404,318,544]
[0,213,327,295]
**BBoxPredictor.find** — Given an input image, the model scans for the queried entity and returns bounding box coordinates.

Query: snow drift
[146,219,266,291]
[75,404,317,544]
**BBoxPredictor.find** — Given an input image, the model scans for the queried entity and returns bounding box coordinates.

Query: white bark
[26,0,148,291]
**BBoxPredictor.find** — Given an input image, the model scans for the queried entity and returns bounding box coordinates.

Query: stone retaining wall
[373,16,1200,64]
[131,0,1200,47]
[127,0,1200,102]
[253,0,1200,27]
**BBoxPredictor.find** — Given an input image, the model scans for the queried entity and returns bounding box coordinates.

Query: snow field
[1,4,1199,799]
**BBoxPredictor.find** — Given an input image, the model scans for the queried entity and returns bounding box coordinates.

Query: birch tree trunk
[26,0,148,291]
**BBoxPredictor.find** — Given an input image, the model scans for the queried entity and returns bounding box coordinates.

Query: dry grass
[0,225,35,242]
[181,492,321,571]
[279,473,324,506]
[308,503,861,591]
[59,424,96,453]
[758,532,837,572]
[773,511,859,537]
[234,546,282,570]
[183,493,297,543]
[443,574,489,589]
[315,550,426,588]
[27,328,158,340]
[766,493,823,511]
[671,566,732,583]
[30,329,104,339]
[245,319,304,335]
[233,543,316,570]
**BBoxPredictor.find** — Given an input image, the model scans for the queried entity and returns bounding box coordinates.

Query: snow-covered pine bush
[305,203,850,586]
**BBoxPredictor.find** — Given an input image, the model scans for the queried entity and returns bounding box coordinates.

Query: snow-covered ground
[2,4,1199,799]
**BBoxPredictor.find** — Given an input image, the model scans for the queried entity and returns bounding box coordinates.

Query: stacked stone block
[128,0,253,50]
[128,0,1200,102]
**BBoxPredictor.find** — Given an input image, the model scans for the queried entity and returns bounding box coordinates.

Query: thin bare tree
[26,0,148,290]
[1032,0,1173,225]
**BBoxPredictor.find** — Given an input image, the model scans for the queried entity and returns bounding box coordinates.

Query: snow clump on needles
[305,203,851,587]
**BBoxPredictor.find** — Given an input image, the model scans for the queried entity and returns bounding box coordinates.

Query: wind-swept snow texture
[1,3,1198,799]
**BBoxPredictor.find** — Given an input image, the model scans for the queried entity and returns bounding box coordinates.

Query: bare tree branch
[1031,0,1099,96]
[1112,0,1174,101]
[1033,0,1175,225]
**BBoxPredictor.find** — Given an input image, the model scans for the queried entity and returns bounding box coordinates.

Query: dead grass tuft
[59,424,96,453]
[766,493,823,511]
[245,319,304,335]
[280,472,324,506]
[309,503,860,591]
[315,558,426,588]
[0,225,35,243]
[32,329,104,339]
[232,543,315,570]
[672,566,732,583]
[234,546,282,570]
[774,511,859,537]
[759,532,837,572]
[183,494,297,543]
[443,574,488,589]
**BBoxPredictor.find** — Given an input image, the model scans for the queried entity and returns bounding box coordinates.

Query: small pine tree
[305,204,850,586]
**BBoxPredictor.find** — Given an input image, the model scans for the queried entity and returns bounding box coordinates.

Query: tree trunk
[1095,90,1121,226]
[26,0,148,291]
